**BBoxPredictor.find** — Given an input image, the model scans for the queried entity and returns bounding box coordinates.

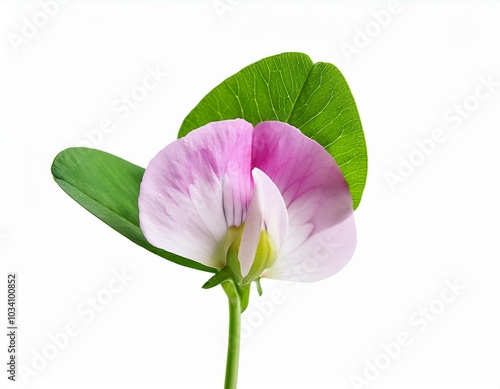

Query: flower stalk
[222,281,241,389]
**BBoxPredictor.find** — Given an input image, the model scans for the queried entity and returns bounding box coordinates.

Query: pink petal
[253,121,353,228]
[138,119,254,269]
[252,121,356,281]
[238,168,288,277]
[262,214,356,282]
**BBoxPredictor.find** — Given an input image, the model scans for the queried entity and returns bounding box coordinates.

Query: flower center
[224,224,277,283]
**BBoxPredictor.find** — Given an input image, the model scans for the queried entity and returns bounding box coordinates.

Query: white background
[1,1,500,388]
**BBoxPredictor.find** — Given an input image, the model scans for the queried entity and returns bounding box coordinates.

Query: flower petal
[262,213,356,282]
[238,168,288,277]
[252,121,356,281]
[253,121,353,230]
[138,119,254,269]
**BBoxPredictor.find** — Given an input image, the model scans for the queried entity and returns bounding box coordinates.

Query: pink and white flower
[138,119,356,284]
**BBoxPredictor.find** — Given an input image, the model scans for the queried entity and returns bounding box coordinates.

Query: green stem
[222,281,241,389]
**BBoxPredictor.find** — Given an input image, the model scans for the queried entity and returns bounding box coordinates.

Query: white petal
[238,168,288,276]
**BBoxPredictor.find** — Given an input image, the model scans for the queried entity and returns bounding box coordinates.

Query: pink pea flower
[138,119,356,285]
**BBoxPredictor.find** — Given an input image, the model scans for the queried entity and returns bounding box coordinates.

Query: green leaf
[51,147,216,273]
[179,52,367,209]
